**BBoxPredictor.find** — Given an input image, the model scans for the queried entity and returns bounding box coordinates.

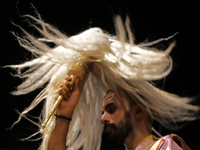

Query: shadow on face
[101,90,134,146]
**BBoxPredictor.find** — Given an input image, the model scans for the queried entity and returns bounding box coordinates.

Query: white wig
[9,13,199,150]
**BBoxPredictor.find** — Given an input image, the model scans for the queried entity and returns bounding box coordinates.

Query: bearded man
[47,77,190,150]
[10,14,199,150]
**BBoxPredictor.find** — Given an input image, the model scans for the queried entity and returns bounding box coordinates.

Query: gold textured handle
[41,95,64,129]
[41,62,88,130]
[41,74,78,129]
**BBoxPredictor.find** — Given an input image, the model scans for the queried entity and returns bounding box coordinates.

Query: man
[48,77,190,150]
[10,14,199,150]
[100,90,190,150]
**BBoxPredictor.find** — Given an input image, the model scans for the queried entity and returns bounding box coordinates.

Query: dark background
[1,0,200,149]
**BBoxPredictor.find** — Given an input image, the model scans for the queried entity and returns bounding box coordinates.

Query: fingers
[59,76,80,100]
[59,76,73,100]
[59,85,70,100]
[74,78,80,92]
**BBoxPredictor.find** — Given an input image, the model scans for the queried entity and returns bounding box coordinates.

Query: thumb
[74,78,80,92]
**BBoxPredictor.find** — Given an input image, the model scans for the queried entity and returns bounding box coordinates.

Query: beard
[104,112,133,145]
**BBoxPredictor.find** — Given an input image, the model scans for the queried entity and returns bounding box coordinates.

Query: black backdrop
[1,0,200,149]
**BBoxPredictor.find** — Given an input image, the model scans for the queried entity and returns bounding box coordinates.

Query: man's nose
[100,112,110,124]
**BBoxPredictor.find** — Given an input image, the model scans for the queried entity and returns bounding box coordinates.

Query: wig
[9,13,199,150]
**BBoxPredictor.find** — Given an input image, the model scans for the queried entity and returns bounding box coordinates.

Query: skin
[101,90,134,145]
[101,90,152,150]
[48,76,81,150]
[48,79,152,150]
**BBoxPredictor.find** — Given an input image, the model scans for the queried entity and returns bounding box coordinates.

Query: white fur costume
[9,14,199,150]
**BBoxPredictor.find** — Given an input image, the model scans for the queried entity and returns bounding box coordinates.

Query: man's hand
[48,76,81,150]
[57,76,81,117]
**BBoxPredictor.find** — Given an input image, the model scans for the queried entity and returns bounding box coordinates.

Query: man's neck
[124,131,151,150]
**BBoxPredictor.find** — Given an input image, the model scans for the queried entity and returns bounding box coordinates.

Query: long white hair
[9,13,199,150]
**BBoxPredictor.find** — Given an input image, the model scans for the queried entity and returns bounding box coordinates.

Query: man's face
[100,90,133,143]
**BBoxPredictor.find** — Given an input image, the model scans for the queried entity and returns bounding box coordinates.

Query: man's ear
[134,104,145,118]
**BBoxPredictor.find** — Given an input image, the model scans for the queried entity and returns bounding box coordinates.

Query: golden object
[41,62,88,129]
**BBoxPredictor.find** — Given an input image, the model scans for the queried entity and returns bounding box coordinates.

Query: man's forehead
[103,90,115,103]
[103,89,131,111]
[103,89,127,104]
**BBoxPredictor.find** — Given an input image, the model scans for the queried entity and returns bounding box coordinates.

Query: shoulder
[158,134,190,150]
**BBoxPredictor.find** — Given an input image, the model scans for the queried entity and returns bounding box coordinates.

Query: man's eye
[105,103,117,114]
[108,106,116,114]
